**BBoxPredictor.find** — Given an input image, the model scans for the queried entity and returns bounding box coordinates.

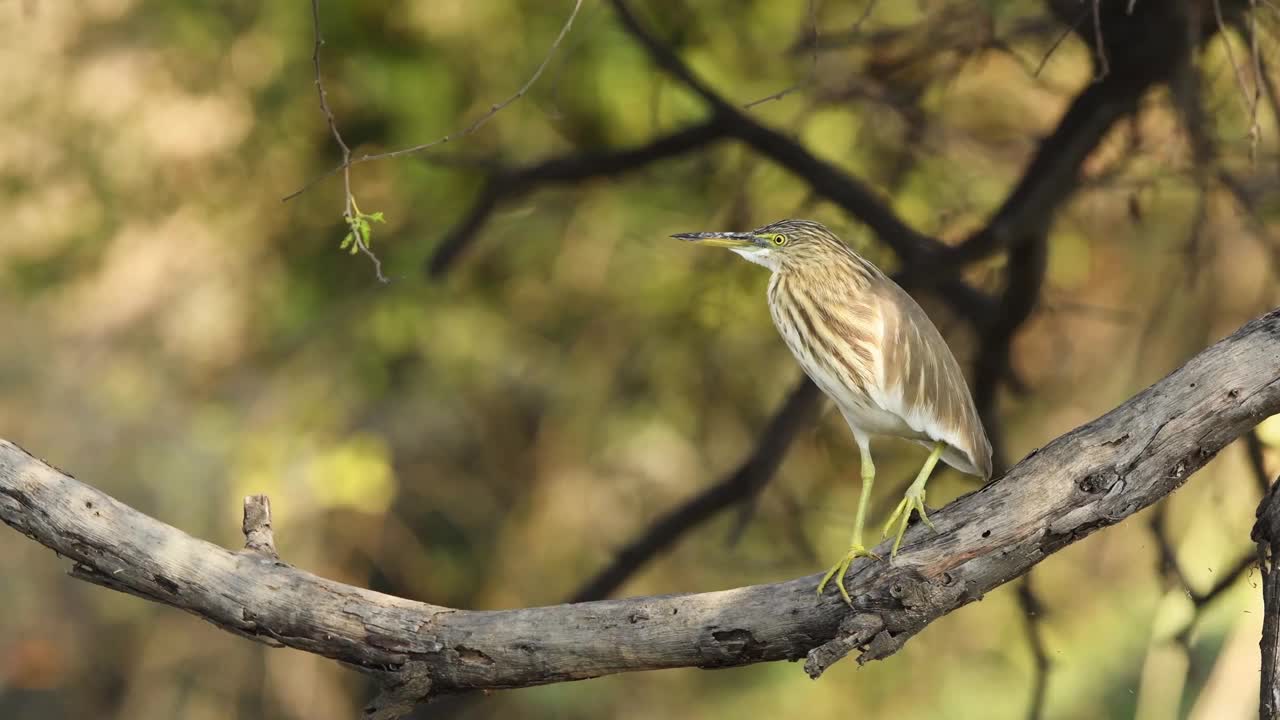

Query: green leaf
[337,203,388,259]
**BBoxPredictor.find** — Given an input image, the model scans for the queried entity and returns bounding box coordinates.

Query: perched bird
[673,219,992,604]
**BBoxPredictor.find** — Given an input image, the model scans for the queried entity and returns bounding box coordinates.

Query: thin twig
[1247,0,1263,161]
[346,0,584,167]
[305,0,388,282]
[286,0,585,217]
[1215,167,1280,285]
[743,0,829,109]
[546,0,606,119]
[1091,0,1110,82]
[1254,49,1280,147]
[1034,14,1082,78]
[836,0,877,42]
[791,0,894,51]
[1213,0,1262,159]
[309,0,350,217]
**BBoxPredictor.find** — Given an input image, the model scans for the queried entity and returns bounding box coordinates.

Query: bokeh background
[3,0,1280,718]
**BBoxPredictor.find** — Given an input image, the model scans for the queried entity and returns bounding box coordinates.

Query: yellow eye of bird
[772,234,787,246]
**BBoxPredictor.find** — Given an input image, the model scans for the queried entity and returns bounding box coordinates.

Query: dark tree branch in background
[1152,425,1273,615]
[901,0,1230,286]
[974,236,1049,471]
[1200,554,1258,608]
[1145,437,1267,713]
[1150,503,1257,627]
[1248,430,1271,495]
[428,0,955,275]
[432,0,1195,339]
[606,0,941,261]
[436,0,1238,323]
[3,309,1279,719]
[977,266,1048,720]
[1016,574,1050,720]
[570,380,821,602]
[427,119,726,275]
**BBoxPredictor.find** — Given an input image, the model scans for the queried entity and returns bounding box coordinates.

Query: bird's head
[671,218,850,272]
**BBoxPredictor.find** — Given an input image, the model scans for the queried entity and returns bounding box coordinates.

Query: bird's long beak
[670,231,760,249]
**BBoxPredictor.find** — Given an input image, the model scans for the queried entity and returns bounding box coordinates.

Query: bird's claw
[817,543,881,606]
[882,487,935,558]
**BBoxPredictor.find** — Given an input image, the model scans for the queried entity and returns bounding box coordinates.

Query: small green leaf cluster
[340,202,386,255]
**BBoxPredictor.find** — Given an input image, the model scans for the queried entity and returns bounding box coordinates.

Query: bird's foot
[883,486,935,558]
[817,543,881,606]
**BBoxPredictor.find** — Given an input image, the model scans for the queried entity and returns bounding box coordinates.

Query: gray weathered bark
[2,308,1280,717]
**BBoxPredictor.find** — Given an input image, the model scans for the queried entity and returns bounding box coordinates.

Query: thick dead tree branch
[1254,476,1280,720]
[3,308,1279,716]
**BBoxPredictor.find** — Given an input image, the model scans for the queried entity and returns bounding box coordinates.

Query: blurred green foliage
[1,1,1279,718]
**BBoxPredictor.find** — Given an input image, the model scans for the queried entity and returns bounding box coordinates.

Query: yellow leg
[817,440,881,605]
[882,441,945,558]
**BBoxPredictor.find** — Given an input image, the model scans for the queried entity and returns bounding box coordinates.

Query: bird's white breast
[766,277,918,439]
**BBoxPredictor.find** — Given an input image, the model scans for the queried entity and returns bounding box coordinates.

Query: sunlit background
[3,1,1280,718]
